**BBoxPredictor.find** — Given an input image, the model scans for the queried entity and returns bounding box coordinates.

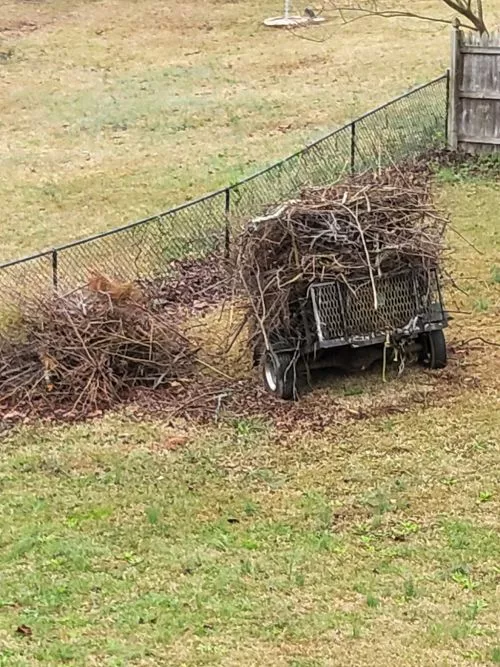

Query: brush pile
[237,164,448,353]
[0,273,195,418]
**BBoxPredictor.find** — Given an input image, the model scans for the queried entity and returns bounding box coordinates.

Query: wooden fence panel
[450,29,500,153]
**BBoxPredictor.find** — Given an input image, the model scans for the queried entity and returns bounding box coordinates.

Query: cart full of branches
[238,164,450,399]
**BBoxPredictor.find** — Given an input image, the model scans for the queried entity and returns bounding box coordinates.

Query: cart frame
[261,268,449,399]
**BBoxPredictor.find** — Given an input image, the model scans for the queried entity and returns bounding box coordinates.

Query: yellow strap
[382,331,390,383]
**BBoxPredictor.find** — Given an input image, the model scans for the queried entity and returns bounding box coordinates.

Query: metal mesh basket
[310,271,442,345]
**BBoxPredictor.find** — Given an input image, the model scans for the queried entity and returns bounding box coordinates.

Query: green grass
[0,181,498,664]
[1,2,500,665]
[0,396,499,666]
[435,153,500,184]
[0,176,497,665]
[491,265,500,284]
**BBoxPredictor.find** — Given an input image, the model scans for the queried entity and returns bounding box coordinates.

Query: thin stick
[352,203,378,310]
[196,358,234,380]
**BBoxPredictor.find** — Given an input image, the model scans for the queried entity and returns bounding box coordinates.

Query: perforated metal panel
[310,271,439,343]
[309,282,345,340]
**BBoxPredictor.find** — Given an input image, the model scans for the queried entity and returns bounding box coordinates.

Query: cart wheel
[419,329,447,369]
[262,351,295,400]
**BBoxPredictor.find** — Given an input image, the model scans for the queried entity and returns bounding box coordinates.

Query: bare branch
[330,7,462,27]
[319,0,488,34]
[477,0,483,19]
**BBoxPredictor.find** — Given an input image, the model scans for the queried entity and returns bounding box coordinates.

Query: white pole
[284,0,291,19]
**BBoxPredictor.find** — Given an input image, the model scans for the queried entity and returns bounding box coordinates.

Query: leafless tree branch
[330,7,470,28]
[291,0,488,35]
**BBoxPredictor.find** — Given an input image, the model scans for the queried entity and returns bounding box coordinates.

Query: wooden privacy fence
[449,28,500,153]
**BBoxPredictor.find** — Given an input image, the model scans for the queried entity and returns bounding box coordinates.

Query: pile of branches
[0,273,195,418]
[237,163,448,353]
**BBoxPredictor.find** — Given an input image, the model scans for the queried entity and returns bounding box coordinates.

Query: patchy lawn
[0,178,498,665]
[0,0,480,261]
[0,396,499,667]
[0,2,499,665]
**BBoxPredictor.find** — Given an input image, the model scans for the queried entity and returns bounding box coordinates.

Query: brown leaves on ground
[129,340,489,433]
[160,435,189,451]
[144,255,231,315]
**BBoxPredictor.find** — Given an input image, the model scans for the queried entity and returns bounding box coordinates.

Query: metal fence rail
[0,73,448,315]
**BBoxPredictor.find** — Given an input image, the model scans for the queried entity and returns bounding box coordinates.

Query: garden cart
[262,268,449,399]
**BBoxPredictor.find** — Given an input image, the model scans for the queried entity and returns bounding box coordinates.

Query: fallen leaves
[16,624,32,637]
[161,435,189,451]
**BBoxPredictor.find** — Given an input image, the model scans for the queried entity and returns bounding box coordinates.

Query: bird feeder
[263,0,325,27]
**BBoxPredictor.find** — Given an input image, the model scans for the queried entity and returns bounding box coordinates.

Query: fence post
[52,249,58,293]
[224,188,231,258]
[350,122,356,174]
[445,68,450,146]
[449,25,460,150]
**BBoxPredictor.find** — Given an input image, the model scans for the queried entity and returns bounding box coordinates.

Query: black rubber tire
[419,329,447,369]
[262,351,295,400]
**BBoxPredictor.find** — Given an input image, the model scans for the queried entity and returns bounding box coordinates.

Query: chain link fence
[0,73,448,317]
